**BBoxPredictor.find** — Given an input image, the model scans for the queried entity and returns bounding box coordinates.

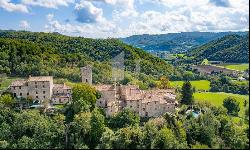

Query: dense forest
[121,32,248,53]
[189,34,249,63]
[0,30,182,86]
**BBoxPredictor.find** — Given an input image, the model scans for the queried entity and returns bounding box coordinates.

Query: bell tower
[81,65,92,85]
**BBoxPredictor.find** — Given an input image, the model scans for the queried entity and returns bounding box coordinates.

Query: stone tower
[81,65,92,85]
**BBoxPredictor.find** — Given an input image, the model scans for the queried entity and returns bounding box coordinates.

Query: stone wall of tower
[81,65,92,85]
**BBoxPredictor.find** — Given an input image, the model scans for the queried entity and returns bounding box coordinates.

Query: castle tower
[81,65,92,85]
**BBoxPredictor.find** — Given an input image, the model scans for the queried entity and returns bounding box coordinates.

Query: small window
[130,106,132,108]
[27,93,29,96]
[43,96,46,99]
[155,107,157,110]
[143,108,145,111]
[86,79,88,82]
[36,96,39,99]
[36,91,38,94]
[20,93,22,96]
[155,101,156,104]
[14,93,16,97]
[35,85,37,88]
[43,85,45,88]
[13,87,16,90]
[35,82,37,84]
[43,91,45,94]
[19,86,21,89]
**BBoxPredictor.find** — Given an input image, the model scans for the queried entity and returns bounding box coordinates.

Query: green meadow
[170,80,210,91]
[194,92,249,117]
[217,63,249,71]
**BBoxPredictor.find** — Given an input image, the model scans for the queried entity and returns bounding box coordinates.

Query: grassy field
[170,80,210,91]
[0,77,21,91]
[217,63,249,71]
[194,92,249,117]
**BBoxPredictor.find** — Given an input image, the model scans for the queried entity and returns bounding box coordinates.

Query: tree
[151,127,184,149]
[181,81,194,105]
[108,108,140,129]
[97,127,115,149]
[72,83,98,113]
[223,97,240,116]
[113,127,143,149]
[0,94,14,107]
[157,76,171,89]
[89,108,105,148]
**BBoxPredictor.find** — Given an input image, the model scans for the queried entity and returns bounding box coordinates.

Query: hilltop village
[7,65,178,117]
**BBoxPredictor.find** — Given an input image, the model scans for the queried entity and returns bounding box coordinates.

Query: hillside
[120,32,248,53]
[0,30,176,85]
[189,34,249,63]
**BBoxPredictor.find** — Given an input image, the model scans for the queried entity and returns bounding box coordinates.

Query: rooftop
[10,79,26,86]
[53,84,71,90]
[28,76,53,82]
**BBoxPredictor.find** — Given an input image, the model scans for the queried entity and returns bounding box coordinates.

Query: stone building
[81,65,92,85]
[94,84,177,117]
[8,76,72,104]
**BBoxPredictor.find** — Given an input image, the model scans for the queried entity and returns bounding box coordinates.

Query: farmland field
[170,80,210,91]
[217,63,249,71]
[194,92,249,117]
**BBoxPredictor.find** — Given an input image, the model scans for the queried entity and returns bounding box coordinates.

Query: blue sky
[0,0,249,38]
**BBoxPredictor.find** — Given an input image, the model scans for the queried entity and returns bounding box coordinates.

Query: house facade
[8,76,72,104]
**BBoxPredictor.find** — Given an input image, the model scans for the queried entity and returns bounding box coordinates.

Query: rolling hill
[189,34,249,63]
[120,32,248,53]
[0,30,176,85]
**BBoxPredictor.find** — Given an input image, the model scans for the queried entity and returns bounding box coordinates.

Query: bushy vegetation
[0,90,249,149]
[210,76,249,95]
[190,34,249,63]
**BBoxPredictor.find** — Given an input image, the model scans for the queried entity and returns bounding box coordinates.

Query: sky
[0,0,249,38]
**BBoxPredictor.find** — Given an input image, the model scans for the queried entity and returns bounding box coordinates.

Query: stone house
[94,84,177,117]
[8,76,72,105]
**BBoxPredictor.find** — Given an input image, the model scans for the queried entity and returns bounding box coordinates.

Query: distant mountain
[189,34,249,63]
[120,32,248,53]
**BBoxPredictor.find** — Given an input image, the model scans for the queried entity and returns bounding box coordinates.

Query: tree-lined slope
[189,34,249,63]
[0,30,175,84]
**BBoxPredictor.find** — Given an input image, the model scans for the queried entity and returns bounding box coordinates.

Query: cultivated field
[170,80,210,91]
[217,63,249,71]
[194,92,249,117]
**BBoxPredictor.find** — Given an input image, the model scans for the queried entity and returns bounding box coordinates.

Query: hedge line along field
[170,80,211,91]
[194,92,249,117]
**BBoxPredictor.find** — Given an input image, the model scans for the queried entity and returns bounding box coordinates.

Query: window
[86,79,88,82]
[36,91,38,94]
[155,101,156,104]
[35,82,37,84]
[43,91,45,94]
[155,107,157,110]
[130,106,132,108]
[143,108,145,111]
[35,85,37,88]
[43,96,46,99]
[19,86,21,89]
[137,105,139,108]
[43,85,45,88]
[20,93,22,96]
[145,112,148,117]
[27,93,29,96]
[13,93,16,97]
[36,96,39,99]
[13,87,15,90]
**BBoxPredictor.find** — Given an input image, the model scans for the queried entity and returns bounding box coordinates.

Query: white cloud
[19,20,30,29]
[21,0,74,9]
[75,0,105,23]
[0,0,29,13]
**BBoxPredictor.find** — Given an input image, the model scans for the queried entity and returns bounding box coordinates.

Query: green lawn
[217,63,249,71]
[0,77,21,91]
[194,92,249,117]
[170,80,210,91]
